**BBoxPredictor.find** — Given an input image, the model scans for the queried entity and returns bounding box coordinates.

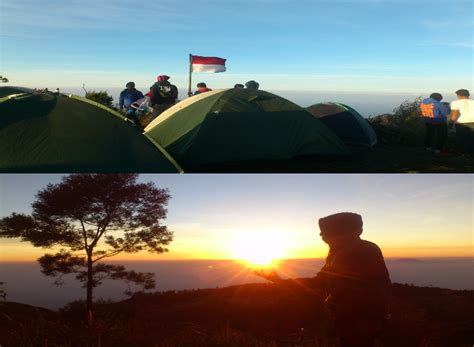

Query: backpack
[157,85,173,98]
[150,82,178,104]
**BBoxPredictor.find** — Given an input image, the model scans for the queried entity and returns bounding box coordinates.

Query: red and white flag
[191,55,226,73]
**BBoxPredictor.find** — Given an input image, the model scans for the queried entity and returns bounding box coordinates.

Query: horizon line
[2,84,457,96]
[2,255,473,263]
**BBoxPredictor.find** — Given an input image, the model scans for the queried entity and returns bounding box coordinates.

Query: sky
[1,0,473,109]
[0,174,472,262]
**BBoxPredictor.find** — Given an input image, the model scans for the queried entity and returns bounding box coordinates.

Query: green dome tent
[0,86,32,99]
[144,89,349,170]
[306,102,377,147]
[0,87,182,172]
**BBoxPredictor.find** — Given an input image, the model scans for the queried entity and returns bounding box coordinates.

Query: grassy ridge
[1,282,473,346]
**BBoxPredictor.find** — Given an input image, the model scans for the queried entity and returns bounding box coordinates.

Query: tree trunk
[86,253,93,327]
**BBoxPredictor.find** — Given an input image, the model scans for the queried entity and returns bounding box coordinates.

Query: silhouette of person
[256,212,391,347]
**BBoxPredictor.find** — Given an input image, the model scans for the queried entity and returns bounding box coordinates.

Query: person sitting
[419,92,449,154]
[245,80,260,90]
[119,82,144,122]
[234,83,244,89]
[193,82,212,96]
[147,75,178,116]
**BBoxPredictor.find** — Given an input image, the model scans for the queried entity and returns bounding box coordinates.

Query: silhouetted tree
[0,75,8,83]
[0,282,6,300]
[0,174,172,327]
[85,90,114,109]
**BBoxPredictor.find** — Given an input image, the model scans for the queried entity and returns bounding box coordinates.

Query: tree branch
[79,218,89,252]
[92,248,124,263]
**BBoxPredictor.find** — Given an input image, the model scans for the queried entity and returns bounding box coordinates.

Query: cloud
[315,64,431,71]
[29,69,121,75]
[419,18,474,30]
[445,42,474,48]
[414,41,474,49]
[1,0,197,31]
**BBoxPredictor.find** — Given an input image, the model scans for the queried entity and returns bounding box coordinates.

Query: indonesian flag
[191,55,226,73]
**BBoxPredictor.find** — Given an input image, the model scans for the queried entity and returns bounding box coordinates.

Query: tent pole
[188,54,192,97]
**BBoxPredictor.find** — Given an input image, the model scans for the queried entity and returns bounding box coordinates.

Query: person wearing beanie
[147,75,179,116]
[419,92,449,154]
[450,89,474,154]
[119,81,144,122]
[256,212,391,347]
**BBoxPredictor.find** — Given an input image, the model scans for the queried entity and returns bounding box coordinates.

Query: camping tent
[144,89,349,169]
[0,87,182,172]
[306,102,377,147]
[0,86,32,99]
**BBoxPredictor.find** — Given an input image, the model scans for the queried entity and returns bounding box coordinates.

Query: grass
[1,283,473,347]
[197,143,473,173]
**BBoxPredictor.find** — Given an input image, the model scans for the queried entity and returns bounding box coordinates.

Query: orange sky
[1,174,473,262]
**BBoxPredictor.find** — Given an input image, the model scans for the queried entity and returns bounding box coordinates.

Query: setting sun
[229,231,287,267]
[235,248,279,267]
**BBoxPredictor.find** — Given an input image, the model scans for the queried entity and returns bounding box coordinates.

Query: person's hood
[319,212,363,236]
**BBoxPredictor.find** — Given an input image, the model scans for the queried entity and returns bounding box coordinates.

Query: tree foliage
[0,282,6,300]
[368,97,425,145]
[0,174,172,325]
[0,75,8,83]
[85,90,115,109]
[37,251,155,295]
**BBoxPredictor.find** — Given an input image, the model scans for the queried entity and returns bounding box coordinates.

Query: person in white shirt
[450,89,474,154]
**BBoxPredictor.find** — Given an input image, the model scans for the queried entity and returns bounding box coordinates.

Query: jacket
[420,98,449,124]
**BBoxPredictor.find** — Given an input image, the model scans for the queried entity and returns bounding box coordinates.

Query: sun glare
[229,231,287,268]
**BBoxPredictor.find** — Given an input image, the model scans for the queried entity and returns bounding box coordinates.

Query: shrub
[85,90,115,110]
[368,97,425,146]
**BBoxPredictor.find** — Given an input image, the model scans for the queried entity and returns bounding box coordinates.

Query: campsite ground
[200,144,473,173]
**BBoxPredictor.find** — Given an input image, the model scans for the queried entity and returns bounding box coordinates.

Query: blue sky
[1,0,472,100]
[1,174,472,260]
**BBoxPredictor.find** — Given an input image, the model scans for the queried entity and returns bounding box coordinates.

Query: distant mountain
[1,281,473,346]
[391,258,423,263]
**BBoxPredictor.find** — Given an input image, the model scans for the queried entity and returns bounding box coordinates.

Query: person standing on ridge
[450,89,474,154]
[188,82,212,97]
[256,212,391,347]
[419,92,449,154]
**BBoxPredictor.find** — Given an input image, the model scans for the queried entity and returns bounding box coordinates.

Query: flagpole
[188,54,192,97]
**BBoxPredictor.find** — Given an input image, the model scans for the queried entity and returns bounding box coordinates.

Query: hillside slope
[1,282,473,346]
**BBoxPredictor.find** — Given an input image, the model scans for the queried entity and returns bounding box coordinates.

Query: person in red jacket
[188,82,212,97]
[256,212,391,347]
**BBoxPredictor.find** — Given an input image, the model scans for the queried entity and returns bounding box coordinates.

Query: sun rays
[227,230,288,268]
